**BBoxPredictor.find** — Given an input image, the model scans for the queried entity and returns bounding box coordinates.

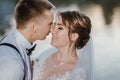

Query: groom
[0,0,54,80]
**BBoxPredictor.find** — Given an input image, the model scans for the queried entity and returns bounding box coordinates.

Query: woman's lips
[52,35,57,40]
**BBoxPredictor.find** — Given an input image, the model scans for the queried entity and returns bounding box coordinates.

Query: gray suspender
[0,36,26,80]
[0,43,20,54]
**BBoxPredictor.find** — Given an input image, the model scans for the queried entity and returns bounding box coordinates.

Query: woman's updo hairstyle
[58,11,92,49]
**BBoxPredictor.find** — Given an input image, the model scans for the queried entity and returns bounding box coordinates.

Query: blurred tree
[50,0,120,24]
[90,0,120,24]
[0,0,120,35]
[0,0,18,36]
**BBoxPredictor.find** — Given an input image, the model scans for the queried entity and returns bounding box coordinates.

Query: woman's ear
[71,33,79,42]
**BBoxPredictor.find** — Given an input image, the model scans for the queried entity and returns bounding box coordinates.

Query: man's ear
[71,33,79,42]
[31,22,37,33]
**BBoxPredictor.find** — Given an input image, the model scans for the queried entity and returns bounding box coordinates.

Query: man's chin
[39,34,50,40]
[38,36,46,40]
[40,37,46,40]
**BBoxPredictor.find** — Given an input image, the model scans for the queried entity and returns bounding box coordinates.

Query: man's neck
[17,28,33,44]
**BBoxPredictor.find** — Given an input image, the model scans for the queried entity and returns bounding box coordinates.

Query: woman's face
[50,16,70,48]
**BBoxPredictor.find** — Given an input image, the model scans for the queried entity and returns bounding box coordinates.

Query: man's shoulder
[0,45,19,56]
[0,32,20,56]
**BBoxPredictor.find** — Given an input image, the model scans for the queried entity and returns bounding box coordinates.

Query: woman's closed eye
[54,22,64,30]
[58,26,63,30]
[56,24,64,30]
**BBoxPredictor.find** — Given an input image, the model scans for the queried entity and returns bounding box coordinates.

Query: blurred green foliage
[50,0,120,24]
[0,0,120,36]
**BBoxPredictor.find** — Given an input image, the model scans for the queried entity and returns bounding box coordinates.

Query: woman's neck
[56,46,77,62]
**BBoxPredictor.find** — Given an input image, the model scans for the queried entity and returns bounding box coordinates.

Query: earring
[71,38,76,42]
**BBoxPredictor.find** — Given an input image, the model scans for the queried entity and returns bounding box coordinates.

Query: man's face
[34,10,54,40]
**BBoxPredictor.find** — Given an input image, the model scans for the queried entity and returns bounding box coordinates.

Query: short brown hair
[58,11,92,49]
[14,0,54,28]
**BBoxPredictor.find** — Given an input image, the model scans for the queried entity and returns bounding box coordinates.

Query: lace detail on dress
[46,71,71,80]
[78,68,87,80]
[71,68,87,80]
[33,49,88,80]
[33,60,87,80]
[33,61,46,80]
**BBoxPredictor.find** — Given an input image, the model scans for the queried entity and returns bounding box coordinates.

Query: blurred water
[31,5,120,80]
[94,27,120,80]
[0,2,118,80]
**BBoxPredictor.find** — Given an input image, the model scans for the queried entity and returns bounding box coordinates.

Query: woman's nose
[50,26,55,34]
[50,24,57,34]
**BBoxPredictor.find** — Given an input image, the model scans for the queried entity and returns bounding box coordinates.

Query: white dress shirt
[0,29,32,80]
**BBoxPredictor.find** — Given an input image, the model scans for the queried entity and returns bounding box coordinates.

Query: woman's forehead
[55,15,61,22]
[53,16,62,25]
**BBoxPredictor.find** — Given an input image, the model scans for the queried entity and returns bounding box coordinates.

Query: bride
[33,11,94,80]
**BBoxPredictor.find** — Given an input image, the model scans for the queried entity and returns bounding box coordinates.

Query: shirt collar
[12,28,32,50]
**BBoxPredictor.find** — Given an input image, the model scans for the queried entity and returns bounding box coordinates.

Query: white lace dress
[33,59,86,80]
[33,47,92,80]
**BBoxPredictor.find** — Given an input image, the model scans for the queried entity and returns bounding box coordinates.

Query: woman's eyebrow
[56,23,63,25]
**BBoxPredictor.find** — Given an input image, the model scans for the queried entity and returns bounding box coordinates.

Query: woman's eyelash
[58,27,63,30]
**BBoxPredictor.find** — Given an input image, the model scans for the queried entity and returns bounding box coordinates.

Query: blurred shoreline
[0,3,120,80]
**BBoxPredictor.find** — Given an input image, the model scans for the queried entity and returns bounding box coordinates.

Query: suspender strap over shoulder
[0,43,20,54]
[0,43,26,80]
